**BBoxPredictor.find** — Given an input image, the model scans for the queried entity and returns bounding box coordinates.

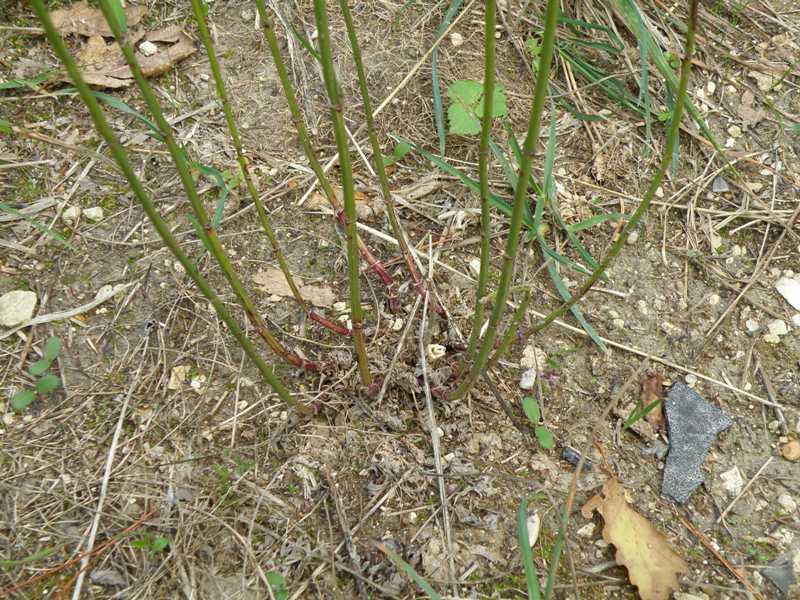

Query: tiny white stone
[426,344,446,362]
[792,314,800,328]
[626,230,639,244]
[576,523,595,538]
[612,318,625,329]
[777,493,797,513]
[706,81,717,95]
[62,206,81,225]
[519,368,537,390]
[727,125,742,138]
[82,206,104,222]
[392,318,404,332]
[768,319,789,336]
[138,40,158,57]
[708,293,720,306]
[745,318,760,333]
[685,373,698,388]
[526,512,541,547]
[0,290,37,327]
[655,186,664,198]
[450,32,464,47]
[469,257,482,278]
[333,301,348,313]
[776,277,800,310]
[719,466,744,497]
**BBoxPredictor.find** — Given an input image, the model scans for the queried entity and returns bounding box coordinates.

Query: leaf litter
[253,268,336,308]
[585,477,687,600]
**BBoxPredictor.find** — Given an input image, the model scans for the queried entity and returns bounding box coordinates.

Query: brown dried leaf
[736,89,766,128]
[50,1,147,37]
[253,268,336,308]
[73,32,195,89]
[592,478,687,600]
[642,373,665,431]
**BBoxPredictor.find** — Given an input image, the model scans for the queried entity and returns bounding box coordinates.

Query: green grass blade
[489,136,518,189]
[0,547,58,568]
[380,544,444,600]
[517,499,542,600]
[0,70,56,91]
[545,259,607,350]
[431,0,464,156]
[567,212,628,233]
[92,90,164,141]
[611,0,722,152]
[0,202,75,249]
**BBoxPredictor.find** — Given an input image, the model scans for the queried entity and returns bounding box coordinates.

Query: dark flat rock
[662,382,733,503]
[761,553,798,597]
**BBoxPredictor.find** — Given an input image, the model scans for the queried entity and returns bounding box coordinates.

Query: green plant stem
[188,1,348,337]
[337,0,424,300]
[311,0,371,385]
[458,0,496,376]
[95,0,313,371]
[485,0,698,372]
[451,0,560,399]
[30,0,309,415]
[253,0,392,290]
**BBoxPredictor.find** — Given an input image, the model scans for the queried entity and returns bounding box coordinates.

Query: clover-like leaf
[447,79,507,136]
[535,425,555,449]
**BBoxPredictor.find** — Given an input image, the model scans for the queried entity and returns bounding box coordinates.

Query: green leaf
[43,336,61,361]
[10,389,36,411]
[792,123,800,134]
[535,425,555,449]
[381,140,412,167]
[521,396,541,424]
[150,537,169,554]
[517,500,543,600]
[0,119,12,135]
[28,359,51,377]
[36,374,60,395]
[381,544,444,600]
[567,212,628,233]
[195,163,231,229]
[447,79,507,136]
[0,71,55,92]
[265,572,289,600]
[92,91,164,141]
[104,0,128,34]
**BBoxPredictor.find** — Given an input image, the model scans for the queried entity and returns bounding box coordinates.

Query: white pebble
[519,368,537,390]
[777,493,797,513]
[450,32,464,47]
[685,373,698,388]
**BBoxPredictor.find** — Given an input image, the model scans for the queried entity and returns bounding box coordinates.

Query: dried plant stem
[451,0,560,399]
[254,0,392,291]
[94,0,314,371]
[189,0,347,336]
[458,0,497,376]
[31,0,308,414]
[485,0,699,372]
[338,0,425,303]
[312,0,371,385]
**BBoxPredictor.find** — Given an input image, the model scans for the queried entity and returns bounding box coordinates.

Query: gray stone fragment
[662,382,733,503]
[761,553,798,598]
[0,290,37,327]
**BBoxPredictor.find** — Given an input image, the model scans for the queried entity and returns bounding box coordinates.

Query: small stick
[324,466,368,600]
[716,456,773,524]
[678,514,766,600]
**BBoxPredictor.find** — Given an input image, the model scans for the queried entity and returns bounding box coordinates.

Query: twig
[716,456,774,524]
[678,514,766,600]
[70,346,145,599]
[418,287,457,596]
[324,466,368,600]
[374,295,423,405]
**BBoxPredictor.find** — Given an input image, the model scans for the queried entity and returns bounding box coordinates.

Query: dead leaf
[73,32,196,88]
[253,268,336,308]
[581,493,603,519]
[642,373,665,431]
[736,89,766,128]
[591,478,687,600]
[305,188,383,222]
[146,25,184,44]
[50,1,147,37]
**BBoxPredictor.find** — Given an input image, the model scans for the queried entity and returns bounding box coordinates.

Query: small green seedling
[380,139,412,167]
[10,336,62,411]
[624,397,663,429]
[446,79,507,136]
[265,572,289,600]
[131,534,169,560]
[521,396,555,449]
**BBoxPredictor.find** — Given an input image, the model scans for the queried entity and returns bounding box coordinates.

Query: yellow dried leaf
[595,478,687,600]
[253,268,336,308]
